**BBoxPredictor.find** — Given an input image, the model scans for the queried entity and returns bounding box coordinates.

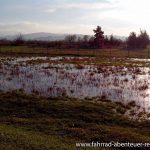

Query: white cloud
[61,3,114,10]
[47,2,117,11]
[0,22,96,35]
[2,0,150,36]
[44,8,56,13]
[0,22,41,35]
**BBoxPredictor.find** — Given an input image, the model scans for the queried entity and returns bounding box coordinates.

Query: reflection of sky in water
[1,57,150,112]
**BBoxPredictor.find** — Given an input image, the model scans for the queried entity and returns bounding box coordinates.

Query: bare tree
[64,35,77,48]
[13,33,24,46]
[82,35,89,42]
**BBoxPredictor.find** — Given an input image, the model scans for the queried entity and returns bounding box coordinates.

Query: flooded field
[1,56,150,118]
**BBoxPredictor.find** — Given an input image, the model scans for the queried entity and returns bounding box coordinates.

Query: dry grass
[0,45,150,58]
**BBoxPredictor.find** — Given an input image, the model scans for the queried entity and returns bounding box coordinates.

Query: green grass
[0,91,150,149]
[0,123,75,150]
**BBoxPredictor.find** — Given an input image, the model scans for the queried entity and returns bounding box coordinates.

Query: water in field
[1,56,150,113]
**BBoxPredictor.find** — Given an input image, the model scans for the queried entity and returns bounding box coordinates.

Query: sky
[0,0,150,36]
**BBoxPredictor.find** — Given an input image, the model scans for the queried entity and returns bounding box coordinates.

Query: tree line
[0,26,149,50]
[127,30,149,49]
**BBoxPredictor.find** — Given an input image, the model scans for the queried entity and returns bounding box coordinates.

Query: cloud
[47,2,116,11]
[0,22,96,35]
[1,0,150,36]
[44,8,56,13]
[0,22,41,35]
[0,20,144,37]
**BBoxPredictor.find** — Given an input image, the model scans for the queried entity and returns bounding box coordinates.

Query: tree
[127,30,149,49]
[82,35,89,42]
[65,35,77,43]
[127,32,137,49]
[88,36,95,48]
[65,35,77,48]
[13,34,24,46]
[93,26,104,48]
[78,35,90,49]
[137,30,149,48]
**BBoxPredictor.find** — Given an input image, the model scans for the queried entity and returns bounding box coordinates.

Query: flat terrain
[0,91,150,150]
[0,45,150,58]
[1,47,150,149]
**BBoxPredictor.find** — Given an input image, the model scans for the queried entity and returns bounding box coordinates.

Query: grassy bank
[0,91,150,149]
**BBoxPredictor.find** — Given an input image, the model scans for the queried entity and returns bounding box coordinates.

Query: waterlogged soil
[1,56,150,115]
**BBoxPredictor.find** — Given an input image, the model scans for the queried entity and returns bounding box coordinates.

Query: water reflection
[0,56,150,112]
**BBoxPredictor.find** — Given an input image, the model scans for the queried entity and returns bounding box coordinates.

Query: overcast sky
[0,0,150,36]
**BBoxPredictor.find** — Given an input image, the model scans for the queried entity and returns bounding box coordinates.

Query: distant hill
[113,35,127,41]
[0,32,126,41]
[0,32,68,41]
